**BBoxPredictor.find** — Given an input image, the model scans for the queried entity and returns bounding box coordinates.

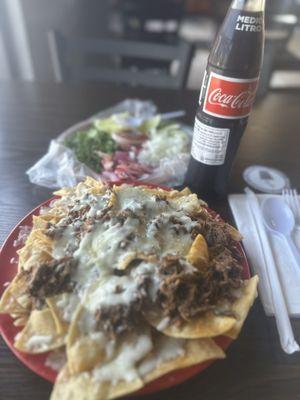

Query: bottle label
[202,72,259,119]
[191,118,230,166]
[235,14,264,33]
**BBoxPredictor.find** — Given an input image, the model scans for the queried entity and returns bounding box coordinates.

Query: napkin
[229,190,300,354]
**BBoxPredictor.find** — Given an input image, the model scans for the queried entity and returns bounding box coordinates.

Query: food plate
[0,182,250,395]
[27,99,193,189]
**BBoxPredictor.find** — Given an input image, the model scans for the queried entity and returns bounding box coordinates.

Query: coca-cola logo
[203,72,259,119]
[208,88,256,110]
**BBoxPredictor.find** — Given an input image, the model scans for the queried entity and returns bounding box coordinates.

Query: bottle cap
[243,165,290,194]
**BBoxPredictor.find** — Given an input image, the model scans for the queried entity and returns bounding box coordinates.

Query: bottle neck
[231,0,265,12]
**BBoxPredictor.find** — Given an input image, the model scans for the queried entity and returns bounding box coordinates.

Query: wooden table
[0,82,299,400]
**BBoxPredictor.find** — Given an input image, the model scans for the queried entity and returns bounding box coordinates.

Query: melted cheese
[84,261,157,314]
[74,218,142,271]
[131,262,159,301]
[168,193,200,214]
[26,335,52,350]
[87,275,140,312]
[52,226,74,259]
[92,333,153,384]
[49,185,206,344]
[116,185,169,217]
[147,211,197,257]
[138,336,185,377]
[45,349,67,371]
[56,293,80,322]
[77,308,97,334]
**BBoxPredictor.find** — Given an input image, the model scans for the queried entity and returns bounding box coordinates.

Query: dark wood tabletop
[0,81,300,400]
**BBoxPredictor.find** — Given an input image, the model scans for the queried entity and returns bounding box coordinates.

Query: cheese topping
[47,185,205,333]
[138,336,185,377]
[26,335,52,350]
[87,275,141,312]
[1,178,249,397]
[92,333,153,384]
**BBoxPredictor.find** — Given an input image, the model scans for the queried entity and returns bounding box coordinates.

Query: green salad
[64,127,116,172]
[63,112,190,179]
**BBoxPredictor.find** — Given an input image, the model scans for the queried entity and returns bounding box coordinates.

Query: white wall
[1,0,110,81]
[0,31,11,80]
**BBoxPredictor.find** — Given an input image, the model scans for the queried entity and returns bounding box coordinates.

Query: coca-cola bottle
[184,0,265,199]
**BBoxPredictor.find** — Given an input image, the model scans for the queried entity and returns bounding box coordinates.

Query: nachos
[0,178,258,399]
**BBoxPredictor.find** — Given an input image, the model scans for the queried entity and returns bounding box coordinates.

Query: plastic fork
[282,189,300,231]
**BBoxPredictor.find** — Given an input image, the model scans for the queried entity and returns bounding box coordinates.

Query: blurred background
[1,0,300,92]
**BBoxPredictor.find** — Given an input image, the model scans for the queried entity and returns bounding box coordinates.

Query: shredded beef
[157,256,212,322]
[46,201,113,240]
[200,219,231,247]
[209,248,243,291]
[95,303,141,337]
[157,250,243,323]
[169,216,188,235]
[95,275,150,337]
[28,257,76,299]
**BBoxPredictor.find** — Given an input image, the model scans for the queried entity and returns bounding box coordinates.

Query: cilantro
[64,128,116,173]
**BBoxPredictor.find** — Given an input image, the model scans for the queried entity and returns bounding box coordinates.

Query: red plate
[0,184,250,395]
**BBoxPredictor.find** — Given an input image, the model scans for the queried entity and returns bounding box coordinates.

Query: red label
[203,72,259,119]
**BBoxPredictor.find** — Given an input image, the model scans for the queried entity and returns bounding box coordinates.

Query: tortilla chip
[169,193,200,212]
[225,276,259,339]
[51,366,143,400]
[167,187,193,198]
[18,230,53,271]
[68,335,109,375]
[145,278,258,340]
[186,234,209,270]
[31,215,51,230]
[14,308,66,353]
[53,334,225,400]
[146,309,236,339]
[226,224,243,241]
[0,273,31,314]
[13,315,29,327]
[55,177,104,198]
[66,303,109,374]
[117,252,156,271]
[177,187,192,196]
[139,335,225,383]
[1,178,253,400]
[117,252,138,271]
[46,297,70,335]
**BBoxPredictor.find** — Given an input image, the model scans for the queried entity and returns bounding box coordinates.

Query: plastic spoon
[261,197,300,267]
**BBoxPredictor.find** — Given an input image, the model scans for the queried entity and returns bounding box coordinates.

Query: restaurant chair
[258,8,300,94]
[110,0,185,43]
[47,29,193,89]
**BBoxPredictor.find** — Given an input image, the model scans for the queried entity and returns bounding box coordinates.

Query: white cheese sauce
[52,226,74,260]
[45,348,67,371]
[147,211,198,257]
[73,217,141,271]
[116,185,168,218]
[48,185,203,340]
[56,293,80,322]
[156,317,171,331]
[92,333,153,384]
[83,261,157,314]
[86,275,140,312]
[138,336,186,377]
[168,194,200,214]
[26,335,52,350]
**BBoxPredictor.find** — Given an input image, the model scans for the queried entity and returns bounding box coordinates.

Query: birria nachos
[0,177,258,400]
